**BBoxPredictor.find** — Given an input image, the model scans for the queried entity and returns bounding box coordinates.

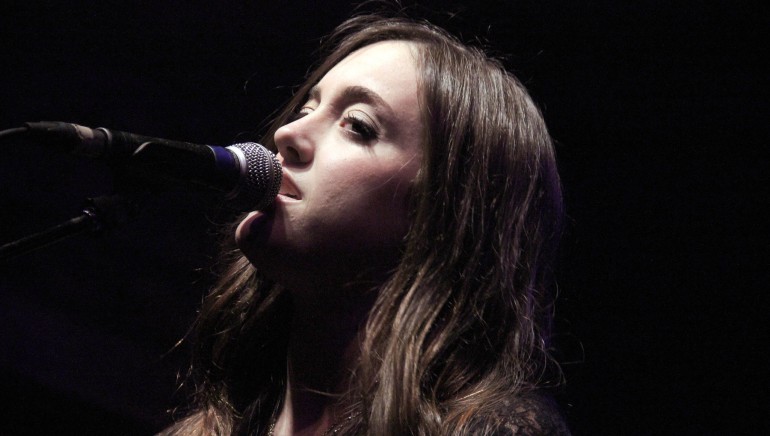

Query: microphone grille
[227,142,282,211]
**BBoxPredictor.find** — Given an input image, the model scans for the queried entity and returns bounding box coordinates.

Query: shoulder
[468,391,571,435]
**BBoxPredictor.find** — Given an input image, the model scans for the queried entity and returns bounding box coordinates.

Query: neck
[271,282,374,436]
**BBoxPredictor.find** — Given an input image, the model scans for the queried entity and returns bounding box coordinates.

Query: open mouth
[278,173,301,200]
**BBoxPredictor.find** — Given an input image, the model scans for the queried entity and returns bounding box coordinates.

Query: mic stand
[0,195,134,261]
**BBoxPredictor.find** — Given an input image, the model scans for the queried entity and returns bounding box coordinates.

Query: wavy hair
[161,14,564,436]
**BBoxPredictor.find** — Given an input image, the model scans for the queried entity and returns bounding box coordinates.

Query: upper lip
[279,171,301,199]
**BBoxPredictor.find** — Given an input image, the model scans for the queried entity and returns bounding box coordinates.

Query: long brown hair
[162,14,564,436]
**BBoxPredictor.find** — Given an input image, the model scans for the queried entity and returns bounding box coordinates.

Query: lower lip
[275,194,301,203]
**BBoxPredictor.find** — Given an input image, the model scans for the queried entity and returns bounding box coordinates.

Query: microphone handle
[24,121,240,193]
[108,129,240,192]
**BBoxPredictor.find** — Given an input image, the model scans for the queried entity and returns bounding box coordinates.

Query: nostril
[285,146,301,162]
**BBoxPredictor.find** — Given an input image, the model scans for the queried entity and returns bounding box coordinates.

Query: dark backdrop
[1,1,765,434]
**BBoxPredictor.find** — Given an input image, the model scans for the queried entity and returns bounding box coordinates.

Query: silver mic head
[225,142,282,211]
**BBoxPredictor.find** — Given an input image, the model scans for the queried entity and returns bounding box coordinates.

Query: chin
[234,210,278,259]
[234,211,261,246]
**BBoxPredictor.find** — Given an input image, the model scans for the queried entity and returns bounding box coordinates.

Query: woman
[162,14,568,435]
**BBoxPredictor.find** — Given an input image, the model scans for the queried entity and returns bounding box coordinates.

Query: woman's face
[236,41,424,289]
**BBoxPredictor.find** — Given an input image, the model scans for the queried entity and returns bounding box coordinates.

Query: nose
[274,114,315,166]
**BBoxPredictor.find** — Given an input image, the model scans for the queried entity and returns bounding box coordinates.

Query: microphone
[22,121,282,211]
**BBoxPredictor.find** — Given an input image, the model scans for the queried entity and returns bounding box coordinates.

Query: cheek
[320,162,416,240]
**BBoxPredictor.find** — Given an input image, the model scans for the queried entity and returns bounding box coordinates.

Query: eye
[342,110,379,142]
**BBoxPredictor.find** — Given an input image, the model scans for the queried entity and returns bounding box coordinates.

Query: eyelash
[343,111,378,142]
[286,107,379,143]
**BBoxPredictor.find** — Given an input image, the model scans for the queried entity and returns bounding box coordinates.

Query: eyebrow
[307,84,394,116]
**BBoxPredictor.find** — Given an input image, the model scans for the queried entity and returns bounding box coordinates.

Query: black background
[1,1,766,434]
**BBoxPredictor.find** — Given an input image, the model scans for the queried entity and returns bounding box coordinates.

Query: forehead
[332,40,418,71]
[317,40,421,103]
